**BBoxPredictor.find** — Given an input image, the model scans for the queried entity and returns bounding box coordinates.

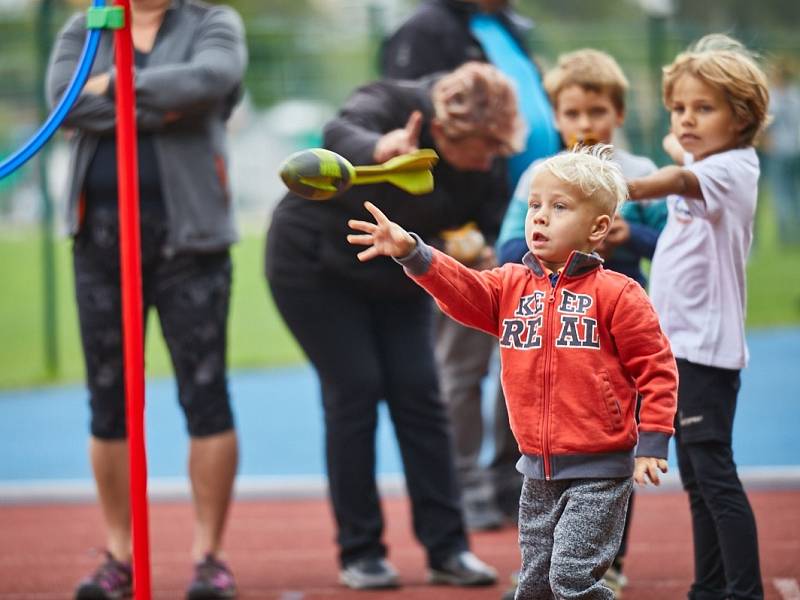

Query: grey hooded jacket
[46,0,247,255]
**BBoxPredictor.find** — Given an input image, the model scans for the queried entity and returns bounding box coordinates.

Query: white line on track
[774,578,800,600]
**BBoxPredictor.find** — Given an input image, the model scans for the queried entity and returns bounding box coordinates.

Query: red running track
[0,489,798,599]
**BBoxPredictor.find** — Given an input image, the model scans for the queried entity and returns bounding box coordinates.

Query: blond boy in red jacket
[348,145,678,598]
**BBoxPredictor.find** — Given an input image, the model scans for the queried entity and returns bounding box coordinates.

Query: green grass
[0,230,304,389]
[746,193,800,326]
[1,195,798,390]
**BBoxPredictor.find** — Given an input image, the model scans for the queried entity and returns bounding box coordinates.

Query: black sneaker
[75,551,132,599]
[339,557,400,590]
[186,554,237,599]
[428,551,497,586]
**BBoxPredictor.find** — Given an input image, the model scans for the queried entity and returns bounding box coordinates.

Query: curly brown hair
[431,62,526,155]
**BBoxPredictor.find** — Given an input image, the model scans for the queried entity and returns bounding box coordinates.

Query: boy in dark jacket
[348,145,678,599]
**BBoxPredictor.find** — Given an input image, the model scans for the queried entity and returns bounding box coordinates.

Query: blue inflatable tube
[0,0,105,180]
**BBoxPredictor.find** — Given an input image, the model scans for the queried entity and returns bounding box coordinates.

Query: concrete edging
[2,466,799,504]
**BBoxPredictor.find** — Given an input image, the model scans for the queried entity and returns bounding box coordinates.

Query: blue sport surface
[0,328,797,484]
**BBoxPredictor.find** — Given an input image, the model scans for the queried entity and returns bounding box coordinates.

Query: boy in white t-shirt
[628,34,770,600]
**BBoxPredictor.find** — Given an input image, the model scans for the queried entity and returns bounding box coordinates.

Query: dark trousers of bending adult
[489,382,523,520]
[433,312,496,502]
[269,280,468,568]
[675,359,763,600]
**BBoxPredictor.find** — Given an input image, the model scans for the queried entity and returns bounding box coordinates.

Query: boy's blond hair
[532,145,627,217]
[543,49,629,113]
[662,34,770,147]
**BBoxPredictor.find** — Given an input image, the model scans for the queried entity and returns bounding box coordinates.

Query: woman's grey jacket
[46,0,247,256]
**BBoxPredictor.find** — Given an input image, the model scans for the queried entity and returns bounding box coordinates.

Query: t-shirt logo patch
[675,198,693,224]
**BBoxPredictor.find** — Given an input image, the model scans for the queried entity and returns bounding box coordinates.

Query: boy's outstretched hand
[634,456,669,486]
[347,201,417,262]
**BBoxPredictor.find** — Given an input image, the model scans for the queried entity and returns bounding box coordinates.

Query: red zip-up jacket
[399,236,678,480]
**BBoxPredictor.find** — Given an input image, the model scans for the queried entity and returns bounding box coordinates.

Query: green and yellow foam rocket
[279,148,439,201]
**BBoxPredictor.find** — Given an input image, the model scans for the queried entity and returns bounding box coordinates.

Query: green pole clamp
[86,6,125,30]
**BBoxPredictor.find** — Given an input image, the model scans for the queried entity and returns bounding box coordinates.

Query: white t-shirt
[649,147,759,370]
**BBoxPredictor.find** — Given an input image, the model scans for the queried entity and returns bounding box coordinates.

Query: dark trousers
[675,359,763,600]
[615,491,634,562]
[74,205,234,439]
[433,311,495,499]
[489,381,523,520]
[269,281,468,568]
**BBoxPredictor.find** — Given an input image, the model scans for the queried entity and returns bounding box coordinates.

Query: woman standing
[46,1,247,598]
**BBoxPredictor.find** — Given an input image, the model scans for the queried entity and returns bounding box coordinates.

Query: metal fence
[1,3,799,227]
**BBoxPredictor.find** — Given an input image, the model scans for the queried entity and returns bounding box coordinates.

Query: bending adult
[265,62,523,590]
[381,0,561,529]
[46,1,247,598]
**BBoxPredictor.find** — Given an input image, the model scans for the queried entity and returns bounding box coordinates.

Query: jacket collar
[522,250,604,279]
[435,0,535,35]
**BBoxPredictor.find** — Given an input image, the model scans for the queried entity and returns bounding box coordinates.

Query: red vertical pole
[113,0,152,598]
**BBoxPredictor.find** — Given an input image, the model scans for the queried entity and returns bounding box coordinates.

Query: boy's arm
[628,165,703,202]
[609,282,678,459]
[662,133,686,165]
[347,201,504,335]
[397,237,504,336]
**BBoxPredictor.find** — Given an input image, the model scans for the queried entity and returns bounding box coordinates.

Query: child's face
[524,170,611,271]
[669,74,744,160]
[554,85,624,147]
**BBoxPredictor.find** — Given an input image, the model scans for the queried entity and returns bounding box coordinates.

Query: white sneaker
[428,551,497,586]
[339,557,400,590]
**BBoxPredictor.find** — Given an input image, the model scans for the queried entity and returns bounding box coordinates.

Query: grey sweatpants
[516,476,633,600]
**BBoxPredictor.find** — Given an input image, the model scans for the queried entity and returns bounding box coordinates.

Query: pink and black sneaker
[186,554,237,599]
[75,551,132,599]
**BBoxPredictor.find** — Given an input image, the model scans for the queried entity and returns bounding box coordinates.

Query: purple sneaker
[186,554,237,599]
[75,551,132,599]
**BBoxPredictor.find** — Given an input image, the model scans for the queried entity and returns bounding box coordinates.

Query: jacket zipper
[542,271,560,480]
